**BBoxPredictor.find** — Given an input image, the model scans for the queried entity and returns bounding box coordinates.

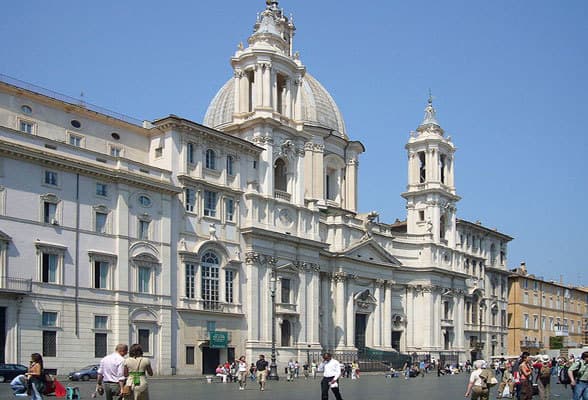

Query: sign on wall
[209,331,228,348]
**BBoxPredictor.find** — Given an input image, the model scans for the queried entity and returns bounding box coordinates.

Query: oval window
[138,195,151,207]
[111,132,120,140]
[70,120,82,129]
[21,105,33,114]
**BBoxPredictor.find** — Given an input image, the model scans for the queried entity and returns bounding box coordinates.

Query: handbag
[121,385,132,396]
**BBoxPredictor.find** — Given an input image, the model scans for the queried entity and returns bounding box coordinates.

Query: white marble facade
[0,1,511,375]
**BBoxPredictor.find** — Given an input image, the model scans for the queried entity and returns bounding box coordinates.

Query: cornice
[177,175,245,195]
[0,139,181,194]
[152,116,264,155]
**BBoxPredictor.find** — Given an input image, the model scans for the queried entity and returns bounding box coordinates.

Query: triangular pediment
[335,238,401,266]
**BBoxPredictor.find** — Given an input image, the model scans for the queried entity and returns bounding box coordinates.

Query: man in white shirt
[318,353,344,400]
[97,344,128,400]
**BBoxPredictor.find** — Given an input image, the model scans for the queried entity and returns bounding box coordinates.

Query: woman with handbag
[123,344,153,400]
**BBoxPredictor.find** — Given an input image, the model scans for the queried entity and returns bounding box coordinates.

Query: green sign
[209,331,228,348]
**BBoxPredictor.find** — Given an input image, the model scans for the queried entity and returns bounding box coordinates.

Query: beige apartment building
[507,263,587,355]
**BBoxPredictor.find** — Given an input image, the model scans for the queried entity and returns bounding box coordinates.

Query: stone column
[294,77,303,121]
[245,252,261,343]
[345,158,358,212]
[333,272,347,348]
[373,279,384,348]
[285,79,292,118]
[383,281,393,348]
[254,65,263,109]
[233,70,242,114]
[320,272,332,349]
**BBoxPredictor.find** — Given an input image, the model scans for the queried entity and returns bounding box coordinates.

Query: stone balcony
[0,276,32,294]
[520,339,543,348]
[276,302,298,315]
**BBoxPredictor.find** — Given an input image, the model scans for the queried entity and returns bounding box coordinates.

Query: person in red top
[518,353,533,400]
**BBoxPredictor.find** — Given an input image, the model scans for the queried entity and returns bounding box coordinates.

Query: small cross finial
[428,89,434,105]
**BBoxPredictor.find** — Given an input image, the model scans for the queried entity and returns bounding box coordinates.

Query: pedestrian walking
[464,360,489,400]
[97,344,128,400]
[123,343,153,400]
[255,354,269,391]
[311,360,318,379]
[26,353,44,400]
[237,356,248,390]
[518,353,533,400]
[568,351,588,400]
[318,353,344,400]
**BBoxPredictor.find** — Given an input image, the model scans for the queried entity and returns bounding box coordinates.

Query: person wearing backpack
[464,360,489,400]
[533,355,552,400]
[568,351,588,400]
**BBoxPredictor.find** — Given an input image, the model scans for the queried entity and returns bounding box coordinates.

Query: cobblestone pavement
[1,372,574,399]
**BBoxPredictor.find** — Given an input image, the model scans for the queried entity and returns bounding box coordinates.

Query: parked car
[67,364,100,381]
[0,363,28,383]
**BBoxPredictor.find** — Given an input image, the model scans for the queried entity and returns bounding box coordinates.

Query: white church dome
[203,72,348,139]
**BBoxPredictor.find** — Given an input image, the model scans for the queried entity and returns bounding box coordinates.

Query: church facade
[0,1,511,375]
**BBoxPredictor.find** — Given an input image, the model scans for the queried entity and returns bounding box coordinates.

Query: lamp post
[268,273,279,380]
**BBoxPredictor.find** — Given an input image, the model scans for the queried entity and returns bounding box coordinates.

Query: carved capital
[332,271,347,283]
[245,251,261,264]
[375,278,386,288]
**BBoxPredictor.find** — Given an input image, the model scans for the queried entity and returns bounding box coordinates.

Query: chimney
[520,262,527,275]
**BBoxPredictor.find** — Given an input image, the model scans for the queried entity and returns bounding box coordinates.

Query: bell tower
[402,95,460,246]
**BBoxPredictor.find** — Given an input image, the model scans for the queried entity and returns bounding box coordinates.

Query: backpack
[559,366,571,385]
[540,364,551,379]
[480,368,498,388]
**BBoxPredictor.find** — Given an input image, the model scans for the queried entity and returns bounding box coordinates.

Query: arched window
[439,214,446,240]
[439,154,446,184]
[418,152,426,183]
[201,251,220,309]
[205,149,216,170]
[281,319,291,347]
[274,158,287,192]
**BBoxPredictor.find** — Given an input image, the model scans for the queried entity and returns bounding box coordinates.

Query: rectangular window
[185,188,195,212]
[523,292,529,304]
[226,156,234,176]
[533,295,538,306]
[281,278,290,303]
[138,267,151,293]
[110,146,121,157]
[187,143,195,164]
[94,333,107,358]
[523,279,528,289]
[225,270,234,303]
[204,191,217,217]
[44,202,57,224]
[186,346,195,365]
[96,183,108,197]
[94,261,109,289]
[154,147,163,158]
[44,171,58,186]
[43,331,56,357]
[549,317,554,331]
[20,120,34,134]
[42,253,58,283]
[42,311,58,327]
[418,210,425,222]
[95,212,107,233]
[523,314,529,329]
[185,263,196,299]
[69,134,83,147]
[138,329,150,353]
[94,315,108,329]
[533,315,538,329]
[138,220,150,240]
[201,264,219,303]
[225,198,234,222]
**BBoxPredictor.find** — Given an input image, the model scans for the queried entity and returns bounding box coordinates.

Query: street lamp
[268,273,279,380]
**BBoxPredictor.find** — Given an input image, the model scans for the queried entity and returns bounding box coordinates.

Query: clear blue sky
[2,1,586,286]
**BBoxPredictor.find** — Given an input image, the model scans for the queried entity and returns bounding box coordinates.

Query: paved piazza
[0,373,574,399]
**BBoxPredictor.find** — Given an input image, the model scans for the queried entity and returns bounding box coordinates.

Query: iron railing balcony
[520,340,543,348]
[0,276,32,294]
